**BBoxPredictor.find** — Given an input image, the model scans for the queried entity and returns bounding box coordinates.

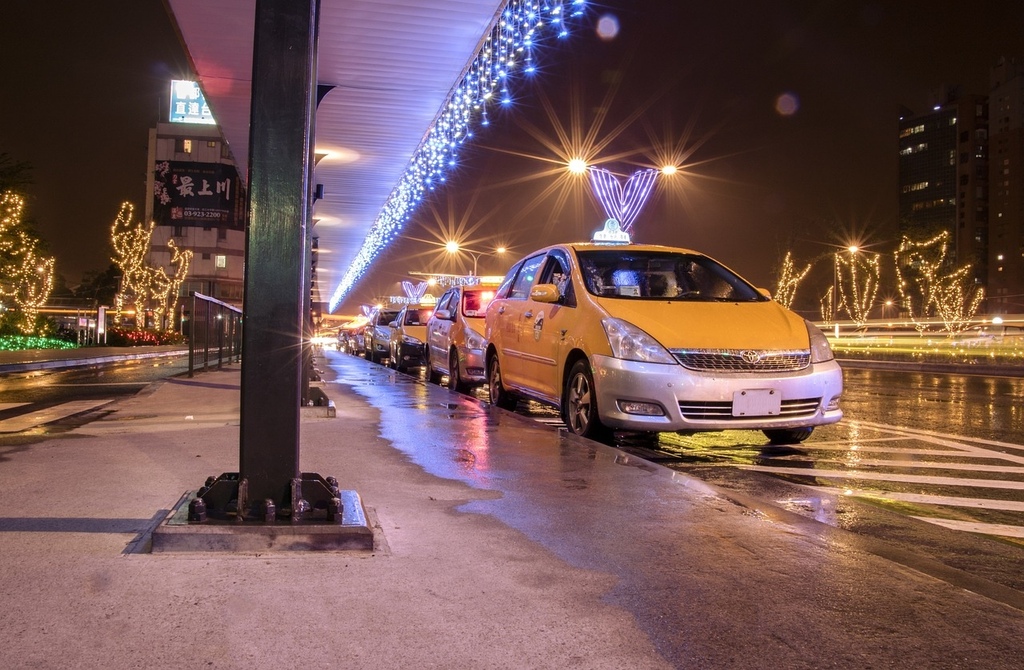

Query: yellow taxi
[483,236,842,443]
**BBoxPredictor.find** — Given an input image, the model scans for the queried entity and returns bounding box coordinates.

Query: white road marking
[820,487,1024,512]
[48,383,149,387]
[0,400,115,433]
[910,517,1024,538]
[793,444,1002,459]
[0,403,29,411]
[851,419,1024,456]
[736,465,1024,491]
[776,457,1024,475]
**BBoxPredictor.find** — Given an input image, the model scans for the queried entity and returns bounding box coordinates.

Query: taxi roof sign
[592,218,631,244]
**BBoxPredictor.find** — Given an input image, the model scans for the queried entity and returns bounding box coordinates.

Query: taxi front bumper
[590,354,843,433]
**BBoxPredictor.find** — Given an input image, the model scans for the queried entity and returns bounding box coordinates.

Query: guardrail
[185,292,243,377]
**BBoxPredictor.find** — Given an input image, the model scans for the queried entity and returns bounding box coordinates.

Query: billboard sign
[153,161,242,229]
[169,80,216,125]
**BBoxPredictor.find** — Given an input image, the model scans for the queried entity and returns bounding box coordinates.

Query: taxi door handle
[498,306,506,314]
[523,311,533,318]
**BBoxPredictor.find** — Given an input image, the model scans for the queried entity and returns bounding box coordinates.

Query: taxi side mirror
[388,320,398,328]
[757,287,772,299]
[530,284,560,303]
[434,309,452,321]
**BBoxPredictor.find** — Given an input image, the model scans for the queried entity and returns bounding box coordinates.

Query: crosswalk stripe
[852,419,1024,455]
[0,400,115,433]
[819,487,1024,512]
[909,517,1024,538]
[0,402,29,412]
[737,464,1024,491]
[793,443,1006,459]
[782,458,1024,475]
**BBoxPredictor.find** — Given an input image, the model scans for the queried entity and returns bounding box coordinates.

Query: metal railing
[184,292,243,377]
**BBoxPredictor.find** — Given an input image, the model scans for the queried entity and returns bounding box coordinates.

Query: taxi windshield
[576,250,765,302]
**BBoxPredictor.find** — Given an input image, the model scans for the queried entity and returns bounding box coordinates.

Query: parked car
[483,240,843,444]
[388,305,432,372]
[426,284,497,391]
[365,306,402,364]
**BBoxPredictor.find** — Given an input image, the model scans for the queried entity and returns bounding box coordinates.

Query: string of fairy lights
[110,202,193,331]
[0,191,56,334]
[894,230,984,333]
[329,0,587,313]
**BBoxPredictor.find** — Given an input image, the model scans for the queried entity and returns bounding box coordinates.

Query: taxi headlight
[401,335,423,346]
[464,328,485,351]
[601,318,676,364]
[806,320,834,363]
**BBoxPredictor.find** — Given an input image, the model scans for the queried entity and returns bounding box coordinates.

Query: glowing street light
[567,158,588,175]
[445,242,506,276]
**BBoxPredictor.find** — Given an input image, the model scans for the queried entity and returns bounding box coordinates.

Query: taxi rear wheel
[427,361,443,384]
[488,355,518,410]
[763,427,814,444]
[564,360,611,442]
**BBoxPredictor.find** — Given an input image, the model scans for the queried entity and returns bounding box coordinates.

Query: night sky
[2,1,1023,305]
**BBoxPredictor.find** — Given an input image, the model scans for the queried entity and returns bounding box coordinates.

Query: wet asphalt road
[0,356,190,433]
[322,351,1024,666]
[351,351,1024,597]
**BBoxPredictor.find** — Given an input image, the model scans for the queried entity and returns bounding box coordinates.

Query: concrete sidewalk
[1,350,1022,668]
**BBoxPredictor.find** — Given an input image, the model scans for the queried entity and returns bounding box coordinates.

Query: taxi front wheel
[564,360,611,442]
[763,427,814,444]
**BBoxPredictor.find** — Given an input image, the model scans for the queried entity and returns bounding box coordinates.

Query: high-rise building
[987,57,1024,312]
[144,81,246,309]
[897,88,989,286]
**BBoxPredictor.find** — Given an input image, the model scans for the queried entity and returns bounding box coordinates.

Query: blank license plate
[732,389,781,417]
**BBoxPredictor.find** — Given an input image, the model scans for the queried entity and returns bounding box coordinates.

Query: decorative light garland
[111,202,193,331]
[0,191,56,333]
[834,249,880,326]
[588,167,659,233]
[329,0,588,313]
[894,231,983,335]
[773,251,810,310]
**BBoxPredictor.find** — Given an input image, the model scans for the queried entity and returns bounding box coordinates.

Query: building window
[202,253,211,260]
[173,226,183,237]
[175,138,192,153]
[218,226,227,240]
[207,140,217,148]
[216,255,227,268]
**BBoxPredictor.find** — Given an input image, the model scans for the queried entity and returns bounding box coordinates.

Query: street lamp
[445,241,506,276]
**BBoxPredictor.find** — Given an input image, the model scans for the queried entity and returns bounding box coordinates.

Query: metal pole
[237,0,318,514]
[188,293,196,378]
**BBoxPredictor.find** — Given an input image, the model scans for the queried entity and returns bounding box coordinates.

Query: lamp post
[445,241,506,277]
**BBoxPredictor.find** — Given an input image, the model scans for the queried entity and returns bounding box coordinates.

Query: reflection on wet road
[355,352,1024,545]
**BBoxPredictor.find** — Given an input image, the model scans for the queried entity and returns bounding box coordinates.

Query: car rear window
[462,289,495,317]
[404,309,431,325]
[576,250,765,302]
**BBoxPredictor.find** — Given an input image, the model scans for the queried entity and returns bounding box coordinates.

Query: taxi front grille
[678,397,821,421]
[670,349,810,372]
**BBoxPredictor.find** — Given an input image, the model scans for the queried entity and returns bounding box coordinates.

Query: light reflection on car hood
[594,298,809,350]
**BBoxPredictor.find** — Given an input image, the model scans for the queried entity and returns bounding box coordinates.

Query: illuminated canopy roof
[165,0,584,314]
